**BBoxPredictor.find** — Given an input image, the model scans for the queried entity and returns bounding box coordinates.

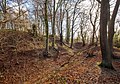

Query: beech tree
[98,0,120,69]
[44,0,49,57]
[59,2,63,46]
[70,0,80,48]
[108,0,120,58]
[59,0,68,46]
[79,11,89,46]
[66,10,70,44]
[51,0,56,48]
[89,0,100,45]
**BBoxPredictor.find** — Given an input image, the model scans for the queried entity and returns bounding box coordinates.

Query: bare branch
[96,0,101,4]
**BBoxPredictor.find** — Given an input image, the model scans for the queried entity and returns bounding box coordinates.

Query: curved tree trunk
[108,0,120,58]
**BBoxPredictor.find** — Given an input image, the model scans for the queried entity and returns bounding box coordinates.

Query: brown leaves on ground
[0,30,120,84]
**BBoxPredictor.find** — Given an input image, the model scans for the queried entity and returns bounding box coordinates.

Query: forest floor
[0,30,120,84]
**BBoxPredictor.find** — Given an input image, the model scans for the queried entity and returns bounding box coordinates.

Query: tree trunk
[60,6,63,46]
[108,0,120,58]
[99,0,113,69]
[70,3,77,48]
[44,0,49,54]
[89,2,99,45]
[70,18,74,48]
[81,27,85,46]
[92,25,95,45]
[52,0,56,48]
[66,10,70,44]
[82,36,85,46]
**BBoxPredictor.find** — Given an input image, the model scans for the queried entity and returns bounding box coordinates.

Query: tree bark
[60,5,63,46]
[89,2,99,45]
[91,25,95,45]
[99,0,113,69]
[70,1,78,48]
[52,0,56,47]
[66,10,70,44]
[44,0,49,53]
[108,0,120,58]
[80,26,85,46]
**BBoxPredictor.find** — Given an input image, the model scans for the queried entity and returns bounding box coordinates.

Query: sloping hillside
[0,30,120,84]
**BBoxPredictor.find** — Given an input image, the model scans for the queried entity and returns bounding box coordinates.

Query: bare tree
[79,11,89,46]
[99,0,113,69]
[89,0,100,45]
[66,10,70,44]
[98,0,120,69]
[51,0,56,48]
[70,0,80,48]
[108,0,120,58]
[59,2,63,46]
[43,0,49,57]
